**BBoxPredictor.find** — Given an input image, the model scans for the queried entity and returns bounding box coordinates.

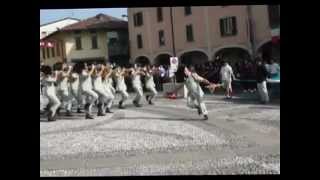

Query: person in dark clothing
[255,57,269,104]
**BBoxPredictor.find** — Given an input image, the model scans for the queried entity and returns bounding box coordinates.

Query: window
[133,12,143,27]
[184,7,192,16]
[137,34,143,49]
[268,5,280,29]
[42,48,46,59]
[91,31,98,49]
[56,42,60,56]
[75,36,82,50]
[51,46,55,57]
[158,30,165,46]
[157,8,163,22]
[46,47,50,58]
[186,24,194,42]
[220,16,237,37]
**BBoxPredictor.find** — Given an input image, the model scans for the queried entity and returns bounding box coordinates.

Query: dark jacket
[256,64,269,83]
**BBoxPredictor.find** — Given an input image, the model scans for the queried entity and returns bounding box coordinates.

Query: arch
[256,39,280,62]
[212,46,251,68]
[179,50,209,66]
[256,39,272,53]
[212,44,251,59]
[152,51,173,60]
[134,55,151,66]
[153,53,172,66]
[177,48,210,60]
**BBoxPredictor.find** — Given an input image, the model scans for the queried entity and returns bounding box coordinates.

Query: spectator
[220,60,236,99]
[255,58,269,104]
[267,58,280,79]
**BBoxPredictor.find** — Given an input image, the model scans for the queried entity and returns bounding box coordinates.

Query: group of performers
[40,60,236,122]
[40,62,158,121]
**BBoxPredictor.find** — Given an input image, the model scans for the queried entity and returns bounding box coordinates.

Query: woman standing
[42,66,61,121]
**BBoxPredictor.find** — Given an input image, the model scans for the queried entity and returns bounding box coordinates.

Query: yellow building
[40,14,129,67]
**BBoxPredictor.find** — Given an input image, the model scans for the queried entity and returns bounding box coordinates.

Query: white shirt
[220,64,234,82]
[268,63,280,74]
[81,70,92,91]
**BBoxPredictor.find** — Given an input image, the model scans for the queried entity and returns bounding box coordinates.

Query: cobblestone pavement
[40,93,280,176]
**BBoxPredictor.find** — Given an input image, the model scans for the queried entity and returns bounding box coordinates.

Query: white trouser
[40,94,45,111]
[146,86,157,101]
[57,88,73,111]
[94,88,113,107]
[257,81,269,103]
[71,87,84,108]
[82,89,98,114]
[133,85,143,103]
[118,89,129,104]
[187,92,208,115]
[44,87,61,117]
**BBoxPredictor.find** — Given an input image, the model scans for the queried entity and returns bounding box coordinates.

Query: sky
[40,8,128,25]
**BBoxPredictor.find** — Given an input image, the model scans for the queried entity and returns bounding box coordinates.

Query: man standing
[220,60,236,99]
[256,58,269,104]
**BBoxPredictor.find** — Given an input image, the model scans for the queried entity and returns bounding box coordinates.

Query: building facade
[128,5,280,66]
[40,14,129,67]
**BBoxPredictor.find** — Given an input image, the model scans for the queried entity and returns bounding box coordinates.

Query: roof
[62,13,127,31]
[40,17,81,27]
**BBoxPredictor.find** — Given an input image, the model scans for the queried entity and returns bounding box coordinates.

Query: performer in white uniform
[101,64,115,113]
[131,66,145,107]
[69,67,84,114]
[56,63,73,116]
[114,67,129,109]
[40,68,45,113]
[42,66,61,121]
[184,66,211,120]
[79,63,98,119]
[144,65,157,105]
[93,64,114,116]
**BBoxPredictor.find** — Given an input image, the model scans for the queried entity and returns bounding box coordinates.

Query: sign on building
[170,57,179,72]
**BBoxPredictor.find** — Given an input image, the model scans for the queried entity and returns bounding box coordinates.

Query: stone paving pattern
[40,93,280,176]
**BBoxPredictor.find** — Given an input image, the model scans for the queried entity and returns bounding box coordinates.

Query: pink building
[128,5,280,66]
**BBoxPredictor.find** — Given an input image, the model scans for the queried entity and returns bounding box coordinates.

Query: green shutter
[232,17,237,35]
[220,18,224,36]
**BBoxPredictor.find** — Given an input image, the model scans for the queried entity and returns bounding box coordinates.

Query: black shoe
[84,103,90,111]
[197,106,202,115]
[56,107,61,115]
[146,95,150,102]
[203,115,208,120]
[148,100,154,105]
[66,110,73,117]
[77,108,83,113]
[86,114,94,119]
[47,110,53,122]
[97,104,106,116]
[105,108,113,113]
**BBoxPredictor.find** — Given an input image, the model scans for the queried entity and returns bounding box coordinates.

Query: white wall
[40,19,79,39]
